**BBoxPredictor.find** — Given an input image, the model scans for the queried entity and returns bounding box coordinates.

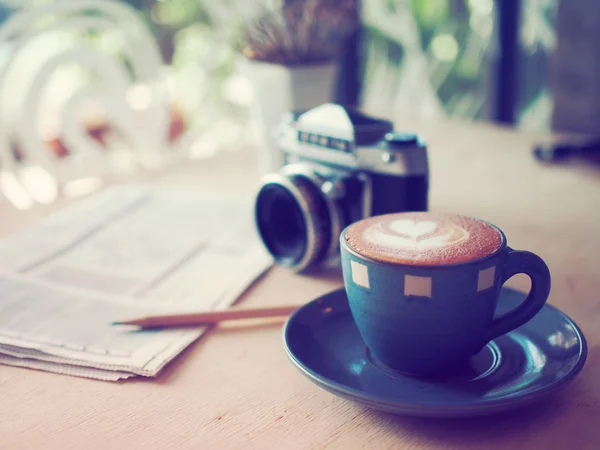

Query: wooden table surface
[0,120,599,449]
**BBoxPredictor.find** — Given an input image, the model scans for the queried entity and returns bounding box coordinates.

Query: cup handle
[485,248,551,342]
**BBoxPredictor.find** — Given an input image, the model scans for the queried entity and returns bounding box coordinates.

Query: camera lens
[255,171,336,272]
[256,184,307,265]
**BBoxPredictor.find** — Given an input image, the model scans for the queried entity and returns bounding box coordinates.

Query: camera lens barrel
[255,168,341,272]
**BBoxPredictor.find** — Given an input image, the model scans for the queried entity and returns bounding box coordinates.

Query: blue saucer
[284,287,587,418]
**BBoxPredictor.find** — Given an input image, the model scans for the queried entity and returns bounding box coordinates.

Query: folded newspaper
[0,184,273,381]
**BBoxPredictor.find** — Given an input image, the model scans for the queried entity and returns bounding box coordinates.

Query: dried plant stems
[241,0,360,66]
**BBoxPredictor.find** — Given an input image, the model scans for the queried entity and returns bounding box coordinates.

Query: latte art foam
[365,219,470,250]
[344,212,503,265]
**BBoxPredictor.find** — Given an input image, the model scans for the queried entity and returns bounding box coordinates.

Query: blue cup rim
[339,214,508,270]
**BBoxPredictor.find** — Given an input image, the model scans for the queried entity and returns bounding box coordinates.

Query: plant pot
[240,58,338,175]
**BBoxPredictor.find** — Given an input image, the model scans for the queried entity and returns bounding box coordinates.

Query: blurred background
[0,0,593,187]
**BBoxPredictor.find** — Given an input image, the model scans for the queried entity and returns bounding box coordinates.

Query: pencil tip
[111,321,124,326]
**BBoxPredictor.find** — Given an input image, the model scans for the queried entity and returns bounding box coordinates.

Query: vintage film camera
[254,103,429,272]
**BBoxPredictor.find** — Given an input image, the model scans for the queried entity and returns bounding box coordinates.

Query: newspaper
[0,184,273,380]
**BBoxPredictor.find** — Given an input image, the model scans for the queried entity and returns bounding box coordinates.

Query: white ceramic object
[241,59,338,176]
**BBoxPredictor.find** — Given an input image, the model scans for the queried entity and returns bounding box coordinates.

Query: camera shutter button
[385,132,418,147]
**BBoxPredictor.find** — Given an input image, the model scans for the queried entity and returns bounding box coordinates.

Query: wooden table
[1,120,599,449]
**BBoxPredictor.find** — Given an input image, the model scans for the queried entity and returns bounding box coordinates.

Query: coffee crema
[343,212,503,266]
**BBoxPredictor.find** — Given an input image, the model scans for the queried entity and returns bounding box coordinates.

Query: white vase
[240,59,338,176]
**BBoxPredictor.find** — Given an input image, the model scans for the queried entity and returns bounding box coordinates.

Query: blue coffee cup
[340,217,551,376]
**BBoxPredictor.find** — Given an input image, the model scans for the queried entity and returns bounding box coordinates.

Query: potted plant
[238,0,359,174]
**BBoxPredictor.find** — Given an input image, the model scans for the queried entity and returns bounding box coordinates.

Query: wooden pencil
[112,304,300,329]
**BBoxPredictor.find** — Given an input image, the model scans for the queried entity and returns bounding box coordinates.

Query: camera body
[255,103,429,272]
